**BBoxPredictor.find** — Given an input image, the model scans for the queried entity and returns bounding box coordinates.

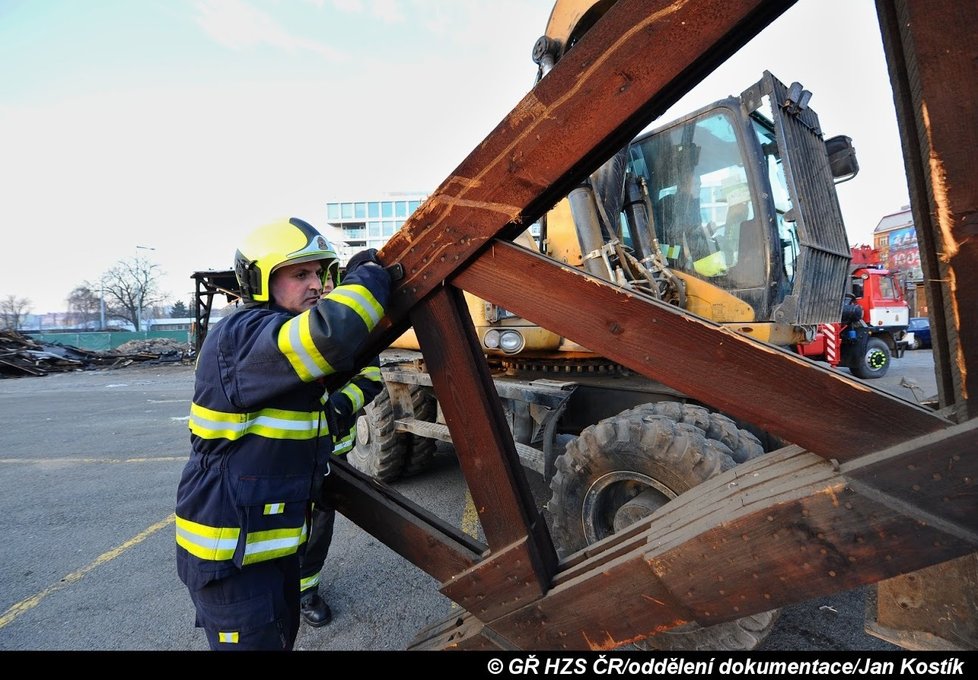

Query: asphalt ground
[0,349,941,654]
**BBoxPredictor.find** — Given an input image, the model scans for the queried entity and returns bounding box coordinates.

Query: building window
[382,202,394,218]
[368,202,380,218]
[344,225,366,239]
[355,202,367,219]
[327,203,340,220]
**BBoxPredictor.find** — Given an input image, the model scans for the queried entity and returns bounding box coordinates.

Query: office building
[325,193,428,262]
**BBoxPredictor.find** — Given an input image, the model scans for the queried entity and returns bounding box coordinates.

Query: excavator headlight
[483,329,501,349]
[499,330,525,354]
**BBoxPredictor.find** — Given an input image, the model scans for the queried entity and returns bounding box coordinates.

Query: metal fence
[24,330,191,352]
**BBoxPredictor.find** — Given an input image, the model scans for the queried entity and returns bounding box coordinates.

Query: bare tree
[67,285,102,328]
[101,256,169,331]
[0,295,32,330]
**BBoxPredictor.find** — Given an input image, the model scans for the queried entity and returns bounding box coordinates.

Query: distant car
[908,317,931,349]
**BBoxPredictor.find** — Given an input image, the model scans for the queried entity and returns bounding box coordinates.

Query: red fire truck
[797,245,911,378]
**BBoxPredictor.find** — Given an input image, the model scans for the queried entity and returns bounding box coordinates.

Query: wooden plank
[410,611,516,651]
[866,553,978,651]
[844,415,978,533]
[370,0,796,333]
[451,239,949,458]
[459,420,978,649]
[322,457,483,583]
[440,536,553,622]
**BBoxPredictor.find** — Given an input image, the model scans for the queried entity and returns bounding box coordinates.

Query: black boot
[300,590,332,627]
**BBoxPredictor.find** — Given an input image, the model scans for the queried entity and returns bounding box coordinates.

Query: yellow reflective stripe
[264,503,284,515]
[189,403,327,441]
[175,515,239,561]
[218,632,239,644]
[341,383,365,412]
[240,525,306,565]
[300,573,321,591]
[360,366,382,382]
[329,284,383,330]
[278,313,334,381]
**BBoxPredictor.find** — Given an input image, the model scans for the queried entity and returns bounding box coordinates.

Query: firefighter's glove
[346,248,381,273]
[326,393,356,433]
[331,400,354,428]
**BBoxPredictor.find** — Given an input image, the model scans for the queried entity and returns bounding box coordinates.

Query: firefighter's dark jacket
[175,263,389,591]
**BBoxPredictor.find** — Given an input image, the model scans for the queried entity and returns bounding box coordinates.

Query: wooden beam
[878,0,978,421]
[370,0,796,336]
[451,239,949,458]
[323,457,483,583]
[410,286,558,614]
[870,0,978,650]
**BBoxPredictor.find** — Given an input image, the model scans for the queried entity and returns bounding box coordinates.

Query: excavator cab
[530,71,857,350]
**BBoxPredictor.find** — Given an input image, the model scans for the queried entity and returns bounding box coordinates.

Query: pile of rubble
[0,330,192,378]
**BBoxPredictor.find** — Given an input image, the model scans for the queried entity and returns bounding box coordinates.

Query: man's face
[269,261,332,314]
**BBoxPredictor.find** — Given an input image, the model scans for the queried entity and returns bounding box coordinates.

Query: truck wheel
[402,385,437,476]
[547,409,778,651]
[849,336,891,379]
[349,386,406,482]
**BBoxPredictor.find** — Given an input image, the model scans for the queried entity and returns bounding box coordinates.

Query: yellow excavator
[348,0,866,651]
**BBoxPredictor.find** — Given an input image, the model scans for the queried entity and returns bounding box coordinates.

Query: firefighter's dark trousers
[189,555,301,651]
[299,499,336,595]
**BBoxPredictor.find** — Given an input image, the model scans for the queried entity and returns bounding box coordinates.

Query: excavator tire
[547,405,779,651]
[349,386,406,482]
[616,401,765,462]
[402,385,438,477]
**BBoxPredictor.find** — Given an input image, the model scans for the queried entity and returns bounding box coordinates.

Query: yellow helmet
[234,217,338,302]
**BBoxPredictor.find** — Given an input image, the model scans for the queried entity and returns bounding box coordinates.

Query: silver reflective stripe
[242,529,305,564]
[189,403,326,441]
[175,516,239,561]
[286,314,324,378]
[331,286,382,328]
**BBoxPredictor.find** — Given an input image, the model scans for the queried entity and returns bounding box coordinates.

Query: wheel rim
[355,414,370,446]
[866,348,887,370]
[581,471,677,544]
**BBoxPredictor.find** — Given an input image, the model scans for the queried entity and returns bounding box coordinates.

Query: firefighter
[297,271,385,628]
[175,217,390,651]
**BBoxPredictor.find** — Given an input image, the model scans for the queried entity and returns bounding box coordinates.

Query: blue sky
[1,0,908,313]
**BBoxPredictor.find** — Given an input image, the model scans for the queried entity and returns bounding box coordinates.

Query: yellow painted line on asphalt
[451,489,481,611]
[0,457,186,464]
[0,514,176,630]
[461,489,480,540]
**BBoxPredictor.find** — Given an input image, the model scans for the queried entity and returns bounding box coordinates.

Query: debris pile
[0,330,192,378]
